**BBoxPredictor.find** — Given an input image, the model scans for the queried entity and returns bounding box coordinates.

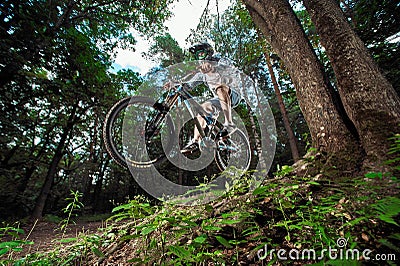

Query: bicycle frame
[178,84,219,138]
[151,83,220,141]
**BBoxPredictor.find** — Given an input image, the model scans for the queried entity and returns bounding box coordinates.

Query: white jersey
[186,57,243,107]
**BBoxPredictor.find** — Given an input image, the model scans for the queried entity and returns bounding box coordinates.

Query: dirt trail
[6,220,105,259]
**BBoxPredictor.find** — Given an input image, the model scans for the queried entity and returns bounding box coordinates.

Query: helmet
[189,43,214,60]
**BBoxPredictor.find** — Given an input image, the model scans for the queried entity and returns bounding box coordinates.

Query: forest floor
[3,163,399,265]
[5,219,106,260]
[85,174,399,265]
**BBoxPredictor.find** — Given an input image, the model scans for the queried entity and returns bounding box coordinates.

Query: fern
[386,133,400,172]
[371,196,400,226]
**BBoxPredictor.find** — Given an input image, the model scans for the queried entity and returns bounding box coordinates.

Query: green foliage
[386,133,400,173]
[43,214,63,224]
[349,0,400,93]
[0,0,169,220]
[59,190,84,236]
[146,33,186,67]
[3,166,398,265]
[274,164,294,177]
[109,195,155,222]
[370,197,400,226]
[0,224,33,263]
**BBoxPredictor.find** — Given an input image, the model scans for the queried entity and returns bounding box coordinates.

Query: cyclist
[180,42,242,153]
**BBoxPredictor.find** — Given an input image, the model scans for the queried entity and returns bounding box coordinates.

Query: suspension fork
[146,93,180,141]
[181,97,209,139]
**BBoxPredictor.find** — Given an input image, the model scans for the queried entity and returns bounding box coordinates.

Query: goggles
[195,50,208,60]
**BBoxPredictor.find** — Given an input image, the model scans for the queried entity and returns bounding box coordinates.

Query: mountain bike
[103,82,251,172]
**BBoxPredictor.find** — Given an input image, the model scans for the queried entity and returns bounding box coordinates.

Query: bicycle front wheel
[103,96,174,168]
[214,128,251,172]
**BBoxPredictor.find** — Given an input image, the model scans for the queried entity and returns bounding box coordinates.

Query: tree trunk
[93,158,108,212]
[303,0,400,169]
[18,123,57,193]
[17,165,36,193]
[264,49,300,162]
[243,0,362,169]
[31,104,78,219]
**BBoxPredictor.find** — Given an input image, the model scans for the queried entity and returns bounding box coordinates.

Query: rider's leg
[215,85,233,126]
[193,101,214,141]
[181,101,214,153]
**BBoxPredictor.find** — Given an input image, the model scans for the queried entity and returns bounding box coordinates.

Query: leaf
[378,238,400,253]
[364,172,383,179]
[215,236,232,248]
[253,186,268,195]
[109,213,130,222]
[372,197,400,226]
[58,237,77,243]
[193,235,207,244]
[388,233,400,240]
[0,248,8,256]
[9,228,24,235]
[141,226,156,235]
[341,217,367,228]
[161,217,176,223]
[127,258,144,263]
[202,225,222,231]
[182,220,198,228]
[92,247,105,258]
[361,233,369,242]
[112,204,130,213]
[0,241,23,248]
[217,219,241,225]
[168,245,191,259]
[343,213,352,220]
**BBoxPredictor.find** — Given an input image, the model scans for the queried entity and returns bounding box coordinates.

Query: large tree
[242,0,362,171]
[302,0,400,169]
[243,0,400,172]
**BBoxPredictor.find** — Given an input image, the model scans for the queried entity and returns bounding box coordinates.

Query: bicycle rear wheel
[103,96,174,168]
[214,128,251,172]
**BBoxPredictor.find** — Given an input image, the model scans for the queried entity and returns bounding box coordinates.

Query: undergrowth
[2,171,397,265]
[1,135,399,265]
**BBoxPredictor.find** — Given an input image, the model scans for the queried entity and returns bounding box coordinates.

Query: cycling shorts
[208,88,241,110]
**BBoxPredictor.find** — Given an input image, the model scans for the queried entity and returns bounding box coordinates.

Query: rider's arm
[183,72,206,90]
[163,70,205,91]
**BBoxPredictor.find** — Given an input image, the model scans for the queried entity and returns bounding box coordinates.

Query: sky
[112,0,231,75]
